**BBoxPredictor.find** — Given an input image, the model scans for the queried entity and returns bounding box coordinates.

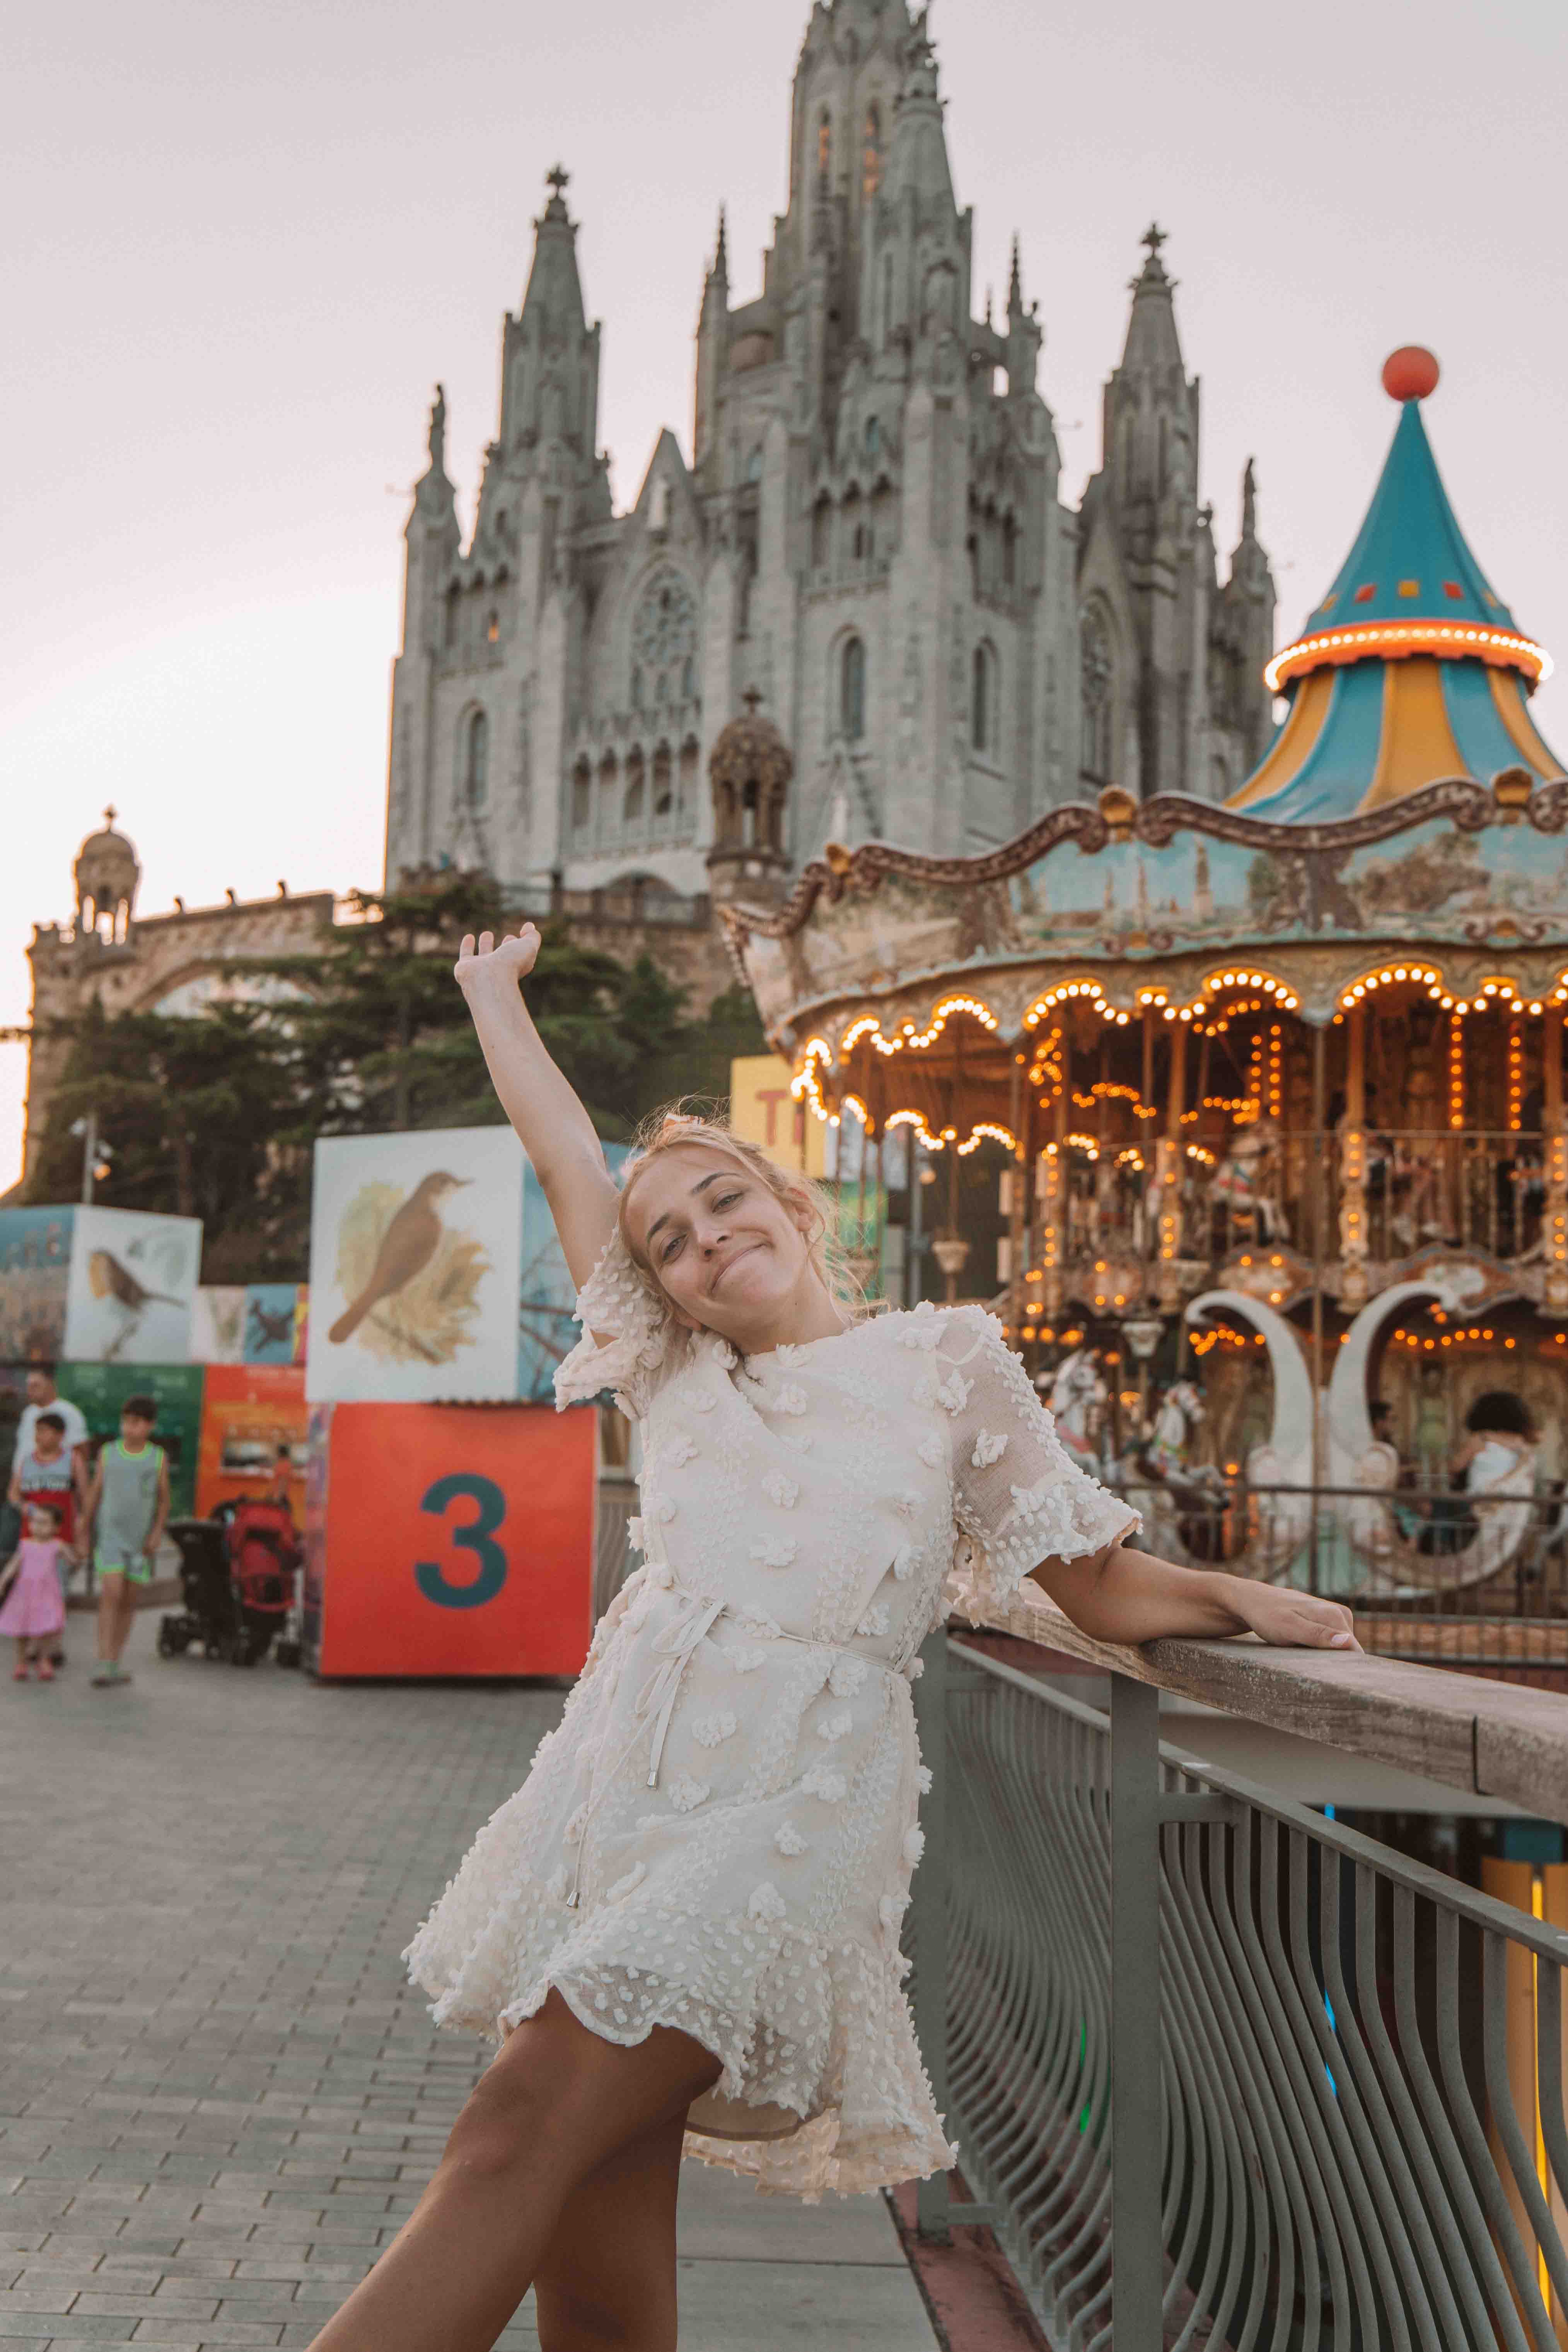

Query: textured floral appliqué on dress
[404,1267,1135,2201]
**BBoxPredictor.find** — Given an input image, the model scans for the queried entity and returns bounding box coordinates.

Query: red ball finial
[1382,346,1440,402]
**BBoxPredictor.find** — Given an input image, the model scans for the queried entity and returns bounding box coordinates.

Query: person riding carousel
[305,920,1362,2352]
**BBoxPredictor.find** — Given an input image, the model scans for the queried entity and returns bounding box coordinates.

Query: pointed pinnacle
[1008,232,1022,311]
[714,203,728,277]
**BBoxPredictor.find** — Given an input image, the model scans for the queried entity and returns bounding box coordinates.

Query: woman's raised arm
[455,925,621,1294]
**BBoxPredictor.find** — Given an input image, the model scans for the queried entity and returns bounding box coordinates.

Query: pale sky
[4,0,1565,1192]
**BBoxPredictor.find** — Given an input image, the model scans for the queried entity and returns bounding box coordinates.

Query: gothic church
[384,0,1276,912]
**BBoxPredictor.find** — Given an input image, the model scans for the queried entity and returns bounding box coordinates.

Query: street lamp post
[69,1114,111,1205]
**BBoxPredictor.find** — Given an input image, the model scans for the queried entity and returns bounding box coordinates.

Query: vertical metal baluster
[1482,1928,1568,2325]
[912,1625,951,2242]
[1109,1673,1165,2350]
[1281,1828,1388,2345]
[1389,1886,1521,2352]
[1434,1910,1549,2347]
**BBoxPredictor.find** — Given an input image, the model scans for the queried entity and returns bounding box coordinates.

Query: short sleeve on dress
[934,1305,1138,1614]
[553,1230,677,1421]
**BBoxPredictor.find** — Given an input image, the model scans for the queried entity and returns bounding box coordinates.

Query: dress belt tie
[635,1590,727,1788]
[563,1579,903,1909]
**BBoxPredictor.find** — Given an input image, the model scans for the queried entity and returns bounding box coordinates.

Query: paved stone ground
[0,1638,938,2350]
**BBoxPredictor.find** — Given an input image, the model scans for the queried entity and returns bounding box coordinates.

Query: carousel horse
[1148,1379,1206,1480]
[1208,1119,1290,1246]
[1047,1348,1104,1465]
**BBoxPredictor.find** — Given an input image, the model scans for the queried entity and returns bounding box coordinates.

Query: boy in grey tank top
[86,1395,170,1689]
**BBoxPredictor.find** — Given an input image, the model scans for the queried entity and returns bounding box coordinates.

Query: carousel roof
[1229,350,1562,824]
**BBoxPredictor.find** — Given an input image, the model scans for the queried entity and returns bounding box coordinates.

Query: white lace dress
[404,1256,1135,2199]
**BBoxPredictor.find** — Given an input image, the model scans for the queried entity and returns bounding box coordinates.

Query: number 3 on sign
[415,1473,508,1609]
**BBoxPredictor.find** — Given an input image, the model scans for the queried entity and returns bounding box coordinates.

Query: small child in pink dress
[0,1501,70,1682]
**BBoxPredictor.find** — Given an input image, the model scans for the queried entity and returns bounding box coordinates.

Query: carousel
[720,350,1568,1630]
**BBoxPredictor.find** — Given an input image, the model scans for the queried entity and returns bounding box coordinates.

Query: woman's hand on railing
[1222,1581,1361,1651]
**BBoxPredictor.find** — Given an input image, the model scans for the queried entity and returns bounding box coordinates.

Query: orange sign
[311,1401,595,1678]
[196,1363,308,1519]
[728,1053,826,1178]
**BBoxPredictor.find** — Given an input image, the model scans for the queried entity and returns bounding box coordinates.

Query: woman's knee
[536,2279,676,2351]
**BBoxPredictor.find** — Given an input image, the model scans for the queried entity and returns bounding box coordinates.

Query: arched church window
[572,759,591,833]
[817,108,832,178]
[862,104,881,198]
[971,644,995,754]
[882,253,894,345]
[465,711,489,808]
[652,743,672,821]
[864,415,880,459]
[1002,515,1017,589]
[1080,608,1114,785]
[630,568,698,713]
[681,654,696,701]
[746,445,763,483]
[444,582,461,650]
[812,497,832,570]
[486,609,499,645]
[624,763,645,827]
[840,637,866,741]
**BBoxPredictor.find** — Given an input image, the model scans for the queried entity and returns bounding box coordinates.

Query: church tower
[1075,226,1276,801]
[384,3,1277,925]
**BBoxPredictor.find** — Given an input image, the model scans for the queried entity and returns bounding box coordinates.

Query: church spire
[502,165,601,468]
[411,382,457,525]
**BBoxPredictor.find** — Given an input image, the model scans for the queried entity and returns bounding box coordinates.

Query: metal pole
[80,1108,97,1206]
[1311,1023,1326,1594]
[1109,1671,1164,2347]
[912,1625,951,2241]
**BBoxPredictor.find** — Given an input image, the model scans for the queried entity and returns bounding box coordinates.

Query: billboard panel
[313,1401,594,1678]
[729,1054,826,1178]
[307,1128,524,1403]
[195,1363,308,1519]
[243,1283,307,1365]
[191,1287,246,1365]
[56,1362,206,1518]
[0,1207,76,1362]
[63,1207,201,1365]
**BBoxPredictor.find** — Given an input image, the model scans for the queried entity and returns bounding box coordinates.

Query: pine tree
[24,873,768,1279]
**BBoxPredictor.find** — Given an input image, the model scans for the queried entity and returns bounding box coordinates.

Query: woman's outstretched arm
[1032,1542,1360,1650]
[456,924,621,1293]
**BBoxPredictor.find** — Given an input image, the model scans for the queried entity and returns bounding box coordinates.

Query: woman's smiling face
[625,1144,816,1345]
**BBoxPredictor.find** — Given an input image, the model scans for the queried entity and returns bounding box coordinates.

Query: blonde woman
[309,923,1359,2352]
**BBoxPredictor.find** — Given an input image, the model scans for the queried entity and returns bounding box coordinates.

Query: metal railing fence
[909,1630,1568,2351]
[1115,1480,1568,1678]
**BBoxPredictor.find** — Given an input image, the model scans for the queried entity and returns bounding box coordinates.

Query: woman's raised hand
[454,923,541,993]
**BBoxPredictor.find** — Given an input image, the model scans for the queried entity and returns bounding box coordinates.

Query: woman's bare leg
[306,1992,720,2352]
[533,2110,686,2352]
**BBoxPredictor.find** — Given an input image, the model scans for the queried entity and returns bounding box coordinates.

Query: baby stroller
[159,1500,304,1668]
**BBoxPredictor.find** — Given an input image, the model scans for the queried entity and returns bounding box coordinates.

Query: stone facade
[19,811,338,1190]
[385,0,1276,904]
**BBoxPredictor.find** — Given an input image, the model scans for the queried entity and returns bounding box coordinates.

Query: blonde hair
[617,1104,867,1335]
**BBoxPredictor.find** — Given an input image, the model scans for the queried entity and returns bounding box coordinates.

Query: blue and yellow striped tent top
[1230,357,1561,823]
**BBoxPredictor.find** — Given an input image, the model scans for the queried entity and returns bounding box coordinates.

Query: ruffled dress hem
[404,1869,957,2202]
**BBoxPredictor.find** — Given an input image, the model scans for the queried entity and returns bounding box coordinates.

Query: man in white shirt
[14,1366,90,1480]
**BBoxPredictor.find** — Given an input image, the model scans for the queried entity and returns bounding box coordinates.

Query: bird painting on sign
[63,1208,201,1364]
[329,1174,479,1361]
[306,1128,524,1403]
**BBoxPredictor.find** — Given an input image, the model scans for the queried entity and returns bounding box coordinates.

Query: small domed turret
[707,691,793,905]
[74,807,140,944]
